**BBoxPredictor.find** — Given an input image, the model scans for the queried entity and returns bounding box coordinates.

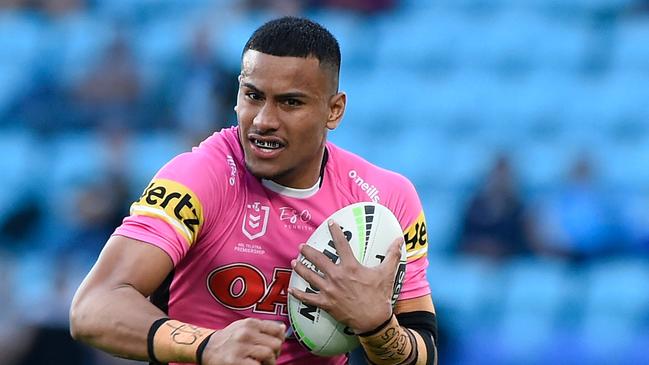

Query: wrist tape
[148,319,216,364]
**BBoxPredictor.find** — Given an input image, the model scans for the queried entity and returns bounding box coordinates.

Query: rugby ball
[287,202,407,356]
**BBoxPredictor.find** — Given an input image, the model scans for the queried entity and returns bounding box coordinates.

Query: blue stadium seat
[581,259,649,361]
[375,9,466,72]
[426,255,501,335]
[133,16,194,86]
[595,134,649,190]
[212,12,275,70]
[501,258,569,316]
[419,191,462,253]
[0,13,41,115]
[309,10,375,69]
[126,132,188,192]
[0,12,42,68]
[50,132,108,186]
[613,18,649,72]
[456,9,541,73]
[0,130,40,221]
[0,62,29,119]
[512,137,579,189]
[53,15,113,87]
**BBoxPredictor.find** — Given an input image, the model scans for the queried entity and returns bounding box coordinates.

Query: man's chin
[245,160,280,180]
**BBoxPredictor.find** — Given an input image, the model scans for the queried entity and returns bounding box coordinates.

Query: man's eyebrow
[242,82,309,99]
[242,82,263,95]
[277,91,308,99]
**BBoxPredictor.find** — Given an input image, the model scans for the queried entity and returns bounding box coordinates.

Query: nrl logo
[242,202,270,240]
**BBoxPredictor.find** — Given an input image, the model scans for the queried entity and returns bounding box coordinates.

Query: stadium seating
[2,2,649,364]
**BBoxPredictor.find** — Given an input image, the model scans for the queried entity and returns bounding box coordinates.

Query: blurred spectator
[163,25,237,142]
[10,72,75,134]
[12,257,92,365]
[0,195,44,253]
[621,192,649,256]
[0,0,27,10]
[311,0,395,13]
[38,0,85,18]
[242,0,304,15]
[530,153,627,262]
[73,30,142,130]
[0,257,34,365]
[457,154,533,261]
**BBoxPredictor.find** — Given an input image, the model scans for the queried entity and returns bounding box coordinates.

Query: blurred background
[1,0,649,364]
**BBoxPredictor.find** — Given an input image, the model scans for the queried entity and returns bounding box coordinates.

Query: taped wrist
[358,314,415,365]
[148,319,216,364]
[395,311,438,365]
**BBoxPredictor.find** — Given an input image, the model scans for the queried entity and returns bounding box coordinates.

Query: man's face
[236,50,345,188]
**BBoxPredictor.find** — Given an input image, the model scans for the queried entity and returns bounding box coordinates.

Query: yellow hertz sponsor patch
[130,178,204,246]
[403,211,428,260]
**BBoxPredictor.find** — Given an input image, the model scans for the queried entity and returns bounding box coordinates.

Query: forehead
[241,50,331,94]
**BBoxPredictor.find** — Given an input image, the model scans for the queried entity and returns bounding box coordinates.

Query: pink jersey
[114,126,430,365]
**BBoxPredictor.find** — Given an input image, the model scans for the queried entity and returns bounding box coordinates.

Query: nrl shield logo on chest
[242,202,270,240]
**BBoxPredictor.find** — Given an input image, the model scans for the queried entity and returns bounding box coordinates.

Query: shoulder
[327,142,419,209]
[133,127,244,234]
[327,142,427,260]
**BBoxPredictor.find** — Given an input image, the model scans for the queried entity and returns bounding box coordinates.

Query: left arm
[289,222,437,365]
[356,295,437,365]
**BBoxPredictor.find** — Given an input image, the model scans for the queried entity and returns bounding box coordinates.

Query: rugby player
[70,16,437,365]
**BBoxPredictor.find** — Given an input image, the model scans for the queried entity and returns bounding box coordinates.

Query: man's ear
[326,92,346,130]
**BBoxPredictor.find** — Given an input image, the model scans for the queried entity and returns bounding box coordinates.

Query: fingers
[256,319,286,340]
[299,244,335,274]
[380,237,404,273]
[230,318,285,351]
[291,257,327,291]
[247,344,279,365]
[327,220,355,262]
[288,286,324,308]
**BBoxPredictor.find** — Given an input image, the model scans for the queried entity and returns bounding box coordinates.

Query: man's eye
[284,99,303,106]
[247,92,262,101]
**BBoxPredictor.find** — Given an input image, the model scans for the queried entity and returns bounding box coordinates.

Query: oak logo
[403,211,428,259]
[242,202,270,240]
[207,263,291,315]
[131,179,203,245]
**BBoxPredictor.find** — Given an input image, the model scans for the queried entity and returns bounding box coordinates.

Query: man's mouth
[248,136,286,158]
[252,138,284,150]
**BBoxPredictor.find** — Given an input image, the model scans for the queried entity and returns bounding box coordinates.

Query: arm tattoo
[359,315,416,364]
[164,322,208,346]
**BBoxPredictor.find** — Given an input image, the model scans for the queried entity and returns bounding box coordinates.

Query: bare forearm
[70,284,166,360]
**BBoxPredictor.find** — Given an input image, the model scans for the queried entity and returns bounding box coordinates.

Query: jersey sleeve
[113,146,223,266]
[385,176,431,301]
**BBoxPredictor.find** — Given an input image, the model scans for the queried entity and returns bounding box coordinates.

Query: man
[70,16,437,365]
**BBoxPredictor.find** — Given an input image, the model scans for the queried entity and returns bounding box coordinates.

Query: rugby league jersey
[114,126,430,365]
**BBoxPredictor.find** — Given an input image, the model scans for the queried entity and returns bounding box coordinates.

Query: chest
[187,185,339,315]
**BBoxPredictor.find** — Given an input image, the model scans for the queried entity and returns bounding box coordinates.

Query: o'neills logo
[226,155,237,186]
[348,170,380,203]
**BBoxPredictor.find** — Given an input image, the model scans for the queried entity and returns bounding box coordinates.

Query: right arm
[70,235,174,360]
[70,235,285,364]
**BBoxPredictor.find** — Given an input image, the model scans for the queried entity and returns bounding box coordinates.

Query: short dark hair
[243,16,341,79]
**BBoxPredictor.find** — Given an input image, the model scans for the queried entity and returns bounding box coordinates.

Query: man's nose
[252,102,280,131]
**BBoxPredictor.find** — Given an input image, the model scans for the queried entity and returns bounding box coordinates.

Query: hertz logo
[131,178,204,245]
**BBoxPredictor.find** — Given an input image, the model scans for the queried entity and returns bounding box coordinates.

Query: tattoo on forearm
[359,315,415,364]
[165,322,207,346]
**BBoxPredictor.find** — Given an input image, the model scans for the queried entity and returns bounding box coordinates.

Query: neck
[271,146,326,189]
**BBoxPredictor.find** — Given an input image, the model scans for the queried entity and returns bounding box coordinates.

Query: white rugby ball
[287,202,407,357]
